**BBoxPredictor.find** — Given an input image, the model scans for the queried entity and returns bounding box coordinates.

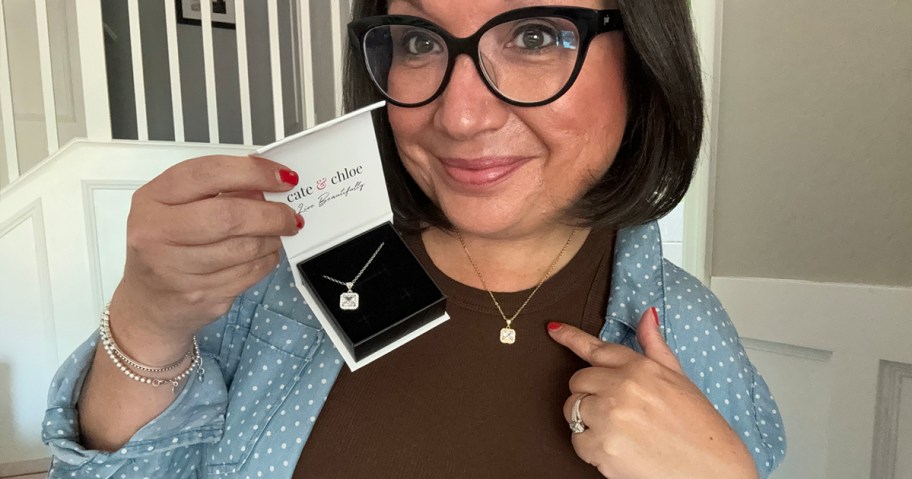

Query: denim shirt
[43,221,787,478]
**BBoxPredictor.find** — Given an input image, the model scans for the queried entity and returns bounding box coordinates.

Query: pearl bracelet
[99,304,205,394]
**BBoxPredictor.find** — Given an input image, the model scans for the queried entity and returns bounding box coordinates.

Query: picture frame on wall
[176,0,237,29]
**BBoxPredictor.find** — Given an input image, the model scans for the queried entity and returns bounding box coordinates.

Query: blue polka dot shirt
[43,220,786,478]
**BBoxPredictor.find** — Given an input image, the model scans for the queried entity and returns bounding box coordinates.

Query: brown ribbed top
[294,228,616,478]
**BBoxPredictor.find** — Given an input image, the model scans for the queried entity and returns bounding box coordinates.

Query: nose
[432,55,510,140]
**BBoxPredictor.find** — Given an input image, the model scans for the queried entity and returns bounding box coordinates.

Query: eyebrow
[391,0,425,12]
[391,0,525,14]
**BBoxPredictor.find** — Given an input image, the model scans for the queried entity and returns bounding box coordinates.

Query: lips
[438,156,532,188]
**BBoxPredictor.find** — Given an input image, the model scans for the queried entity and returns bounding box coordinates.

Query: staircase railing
[0,0,348,191]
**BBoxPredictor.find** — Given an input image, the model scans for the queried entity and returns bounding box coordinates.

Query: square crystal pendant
[499,327,516,344]
[340,292,359,310]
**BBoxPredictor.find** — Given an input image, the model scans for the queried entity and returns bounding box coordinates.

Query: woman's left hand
[548,308,759,479]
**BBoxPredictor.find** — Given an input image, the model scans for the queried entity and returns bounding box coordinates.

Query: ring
[569,393,591,434]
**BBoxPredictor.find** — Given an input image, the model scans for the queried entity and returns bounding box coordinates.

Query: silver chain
[322,242,385,290]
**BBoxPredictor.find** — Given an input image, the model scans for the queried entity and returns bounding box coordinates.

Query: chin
[437,197,548,239]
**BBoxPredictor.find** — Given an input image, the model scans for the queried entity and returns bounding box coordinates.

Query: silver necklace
[322,242,385,311]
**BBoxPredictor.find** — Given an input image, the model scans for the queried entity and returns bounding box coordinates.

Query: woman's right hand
[109,155,302,363]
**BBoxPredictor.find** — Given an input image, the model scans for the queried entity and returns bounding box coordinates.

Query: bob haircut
[344,0,704,234]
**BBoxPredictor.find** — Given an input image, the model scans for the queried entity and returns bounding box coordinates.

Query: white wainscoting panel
[711,276,912,479]
[82,182,142,315]
[872,361,912,479]
[0,201,57,465]
[897,372,912,478]
[741,339,832,479]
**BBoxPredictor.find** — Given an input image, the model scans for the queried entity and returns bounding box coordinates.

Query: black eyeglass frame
[348,6,624,108]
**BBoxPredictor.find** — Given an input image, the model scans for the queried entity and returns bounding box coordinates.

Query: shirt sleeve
[41,312,233,478]
[660,260,787,478]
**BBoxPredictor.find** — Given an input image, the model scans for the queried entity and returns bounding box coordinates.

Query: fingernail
[295,214,304,229]
[547,321,562,331]
[279,169,299,186]
[650,307,659,327]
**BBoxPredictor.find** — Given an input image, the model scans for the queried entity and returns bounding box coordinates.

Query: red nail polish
[279,169,299,186]
[547,322,562,331]
[295,214,304,229]
[651,307,659,327]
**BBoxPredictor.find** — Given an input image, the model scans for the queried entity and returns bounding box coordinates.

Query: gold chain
[455,229,577,343]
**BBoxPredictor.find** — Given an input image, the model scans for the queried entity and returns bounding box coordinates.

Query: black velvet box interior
[297,223,446,361]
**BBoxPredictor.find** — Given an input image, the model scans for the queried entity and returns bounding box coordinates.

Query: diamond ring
[569,393,591,434]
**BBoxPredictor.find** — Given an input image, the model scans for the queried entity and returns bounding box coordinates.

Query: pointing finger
[547,322,640,368]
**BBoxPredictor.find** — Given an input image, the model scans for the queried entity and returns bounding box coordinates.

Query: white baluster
[330,0,344,116]
[236,0,253,145]
[200,0,219,143]
[72,0,111,141]
[268,0,284,140]
[297,0,316,129]
[164,0,185,142]
[35,0,60,150]
[0,1,19,182]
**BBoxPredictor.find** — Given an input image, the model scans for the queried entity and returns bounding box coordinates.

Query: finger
[562,391,597,423]
[569,411,627,478]
[566,367,626,406]
[195,250,282,298]
[219,190,266,201]
[548,322,640,367]
[570,433,601,468]
[566,396,611,470]
[570,432,614,475]
[169,236,282,275]
[162,197,302,245]
[143,155,299,205]
[636,307,683,373]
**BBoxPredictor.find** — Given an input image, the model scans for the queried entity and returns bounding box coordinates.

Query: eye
[401,30,442,55]
[510,24,558,51]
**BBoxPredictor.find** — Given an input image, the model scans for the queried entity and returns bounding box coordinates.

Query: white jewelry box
[258,102,449,371]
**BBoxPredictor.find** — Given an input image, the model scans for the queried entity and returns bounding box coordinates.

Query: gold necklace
[455,229,577,344]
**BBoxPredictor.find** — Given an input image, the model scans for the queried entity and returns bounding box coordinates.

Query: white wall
[708,0,912,475]
[0,140,254,467]
[712,0,912,287]
[657,204,685,267]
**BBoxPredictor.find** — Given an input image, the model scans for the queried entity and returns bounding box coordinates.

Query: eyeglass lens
[362,17,581,105]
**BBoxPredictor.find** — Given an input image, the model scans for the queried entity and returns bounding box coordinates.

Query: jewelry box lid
[258,102,391,263]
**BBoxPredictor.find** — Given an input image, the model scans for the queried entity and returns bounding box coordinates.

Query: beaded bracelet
[99,304,205,394]
[100,309,188,373]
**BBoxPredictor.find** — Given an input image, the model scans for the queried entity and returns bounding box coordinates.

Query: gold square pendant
[499,327,516,344]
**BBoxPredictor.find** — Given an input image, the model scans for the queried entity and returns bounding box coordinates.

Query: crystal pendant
[499,327,516,344]
[340,291,359,310]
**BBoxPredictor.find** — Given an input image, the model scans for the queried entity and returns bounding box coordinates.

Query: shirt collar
[600,220,665,343]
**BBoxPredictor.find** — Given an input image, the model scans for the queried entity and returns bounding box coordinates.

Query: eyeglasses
[348,6,623,108]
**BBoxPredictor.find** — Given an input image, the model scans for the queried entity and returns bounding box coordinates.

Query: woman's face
[387,0,628,238]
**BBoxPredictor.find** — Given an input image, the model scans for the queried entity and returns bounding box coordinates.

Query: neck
[422,224,590,292]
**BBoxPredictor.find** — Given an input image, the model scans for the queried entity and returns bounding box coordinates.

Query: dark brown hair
[344,0,704,233]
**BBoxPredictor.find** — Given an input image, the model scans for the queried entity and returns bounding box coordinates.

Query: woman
[44,0,786,477]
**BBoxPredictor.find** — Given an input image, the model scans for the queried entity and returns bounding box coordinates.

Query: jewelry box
[259,102,448,370]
